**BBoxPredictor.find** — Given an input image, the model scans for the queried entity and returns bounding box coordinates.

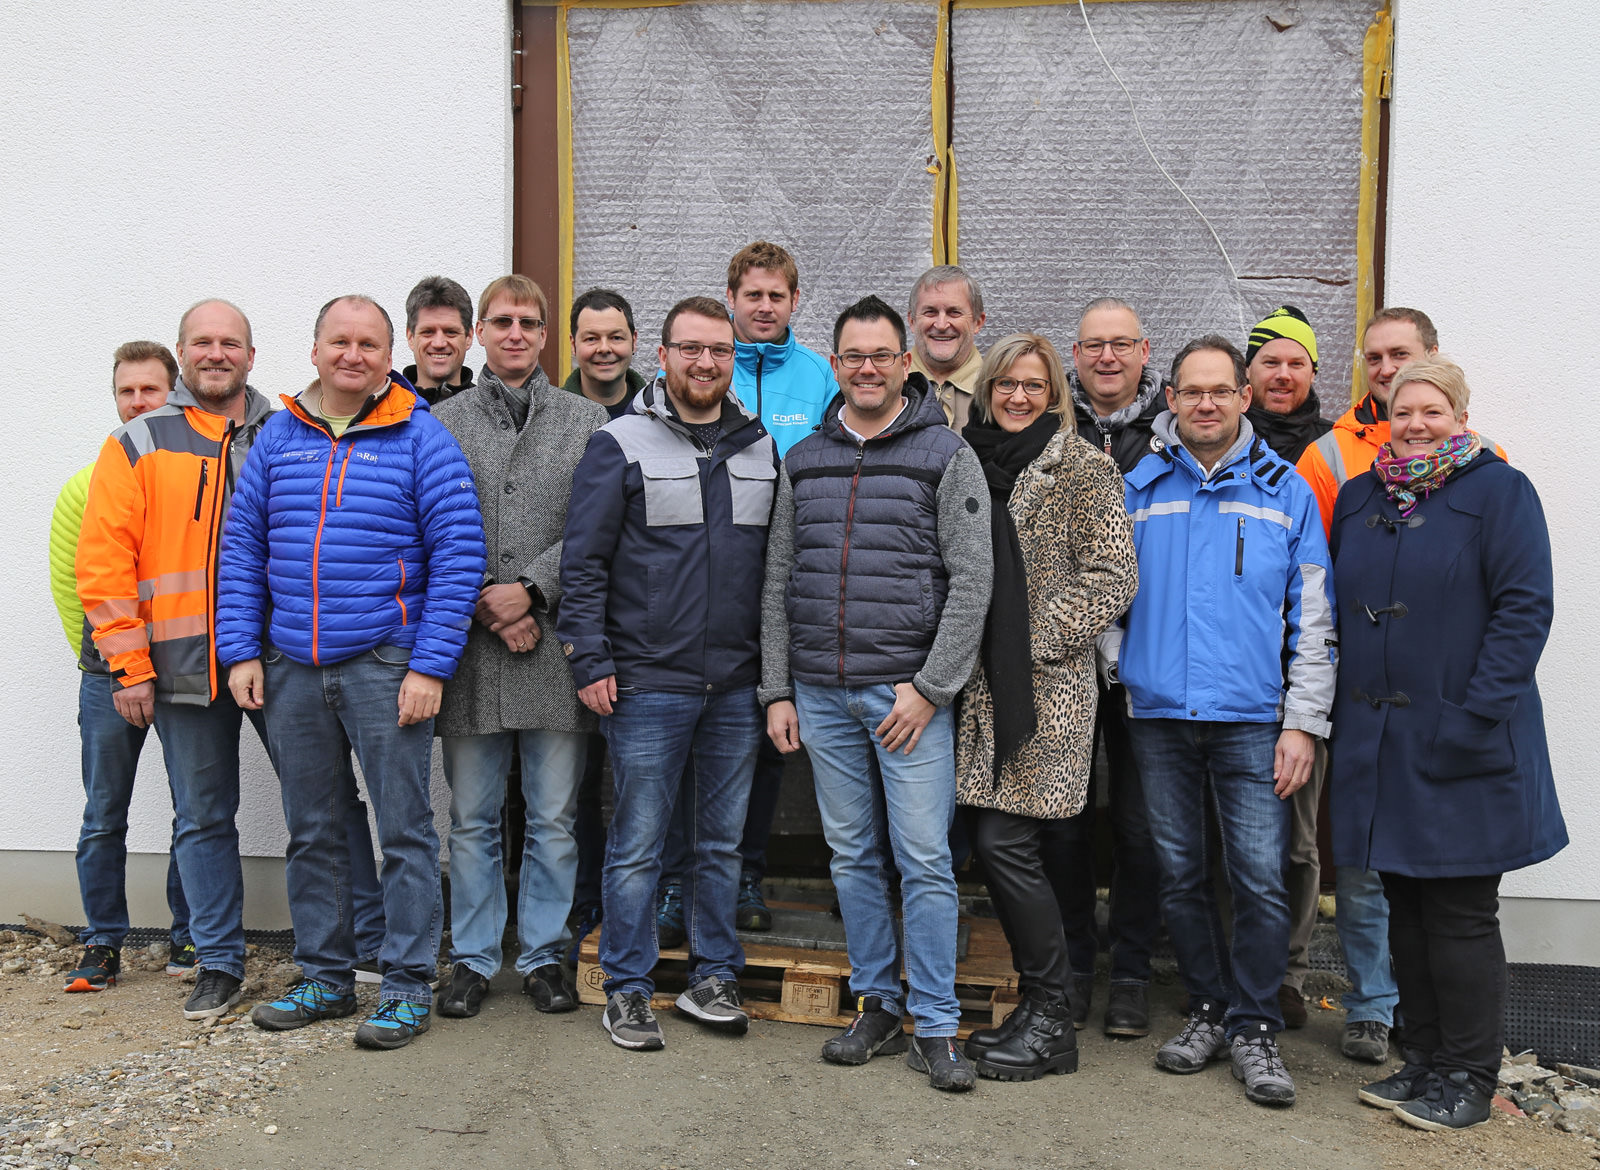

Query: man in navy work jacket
[217,295,486,1052]
[1103,334,1336,1109]
[558,295,778,1053]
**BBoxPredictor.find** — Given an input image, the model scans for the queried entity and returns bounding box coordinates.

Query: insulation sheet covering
[953,0,1371,407]
[568,0,940,363]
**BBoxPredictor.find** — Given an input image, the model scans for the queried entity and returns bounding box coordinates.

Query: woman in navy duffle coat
[1328,355,1566,1131]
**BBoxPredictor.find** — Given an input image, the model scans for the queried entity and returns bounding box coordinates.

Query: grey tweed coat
[432,369,607,736]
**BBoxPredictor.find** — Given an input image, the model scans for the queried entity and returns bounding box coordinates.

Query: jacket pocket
[1427,698,1516,781]
[916,568,937,634]
[726,457,777,526]
[639,457,703,527]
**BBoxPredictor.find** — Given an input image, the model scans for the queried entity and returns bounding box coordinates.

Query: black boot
[972,992,1079,1082]
[963,995,1033,1060]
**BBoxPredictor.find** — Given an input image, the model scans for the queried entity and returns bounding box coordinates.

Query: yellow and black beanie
[1246,305,1318,369]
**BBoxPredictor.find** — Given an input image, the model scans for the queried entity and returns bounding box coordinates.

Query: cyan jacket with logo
[732,329,837,456]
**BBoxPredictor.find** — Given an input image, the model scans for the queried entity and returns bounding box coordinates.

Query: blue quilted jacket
[216,375,487,679]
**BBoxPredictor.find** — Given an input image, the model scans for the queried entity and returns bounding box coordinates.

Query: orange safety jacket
[76,382,274,704]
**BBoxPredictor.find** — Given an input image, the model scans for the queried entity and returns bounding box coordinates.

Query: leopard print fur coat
[955,428,1137,819]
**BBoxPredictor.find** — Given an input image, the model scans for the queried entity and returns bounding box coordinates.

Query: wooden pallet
[575,905,1020,1039]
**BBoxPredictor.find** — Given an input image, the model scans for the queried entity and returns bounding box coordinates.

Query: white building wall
[0,2,512,878]
[1385,0,1600,917]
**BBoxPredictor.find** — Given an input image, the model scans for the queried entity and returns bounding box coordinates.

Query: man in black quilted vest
[760,295,992,1092]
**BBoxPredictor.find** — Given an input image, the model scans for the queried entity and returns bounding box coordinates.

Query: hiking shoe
[1394,1070,1491,1132]
[565,902,603,966]
[822,995,909,1065]
[1155,1000,1228,1073]
[964,1000,1026,1060]
[252,980,358,1031]
[354,999,431,1050]
[604,991,664,1050]
[352,958,381,984]
[1103,982,1151,1038]
[1231,1025,1296,1106]
[907,1035,977,1092]
[523,963,578,1013]
[165,941,196,976]
[1277,983,1307,1029]
[675,976,749,1035]
[735,870,773,931]
[1341,1019,1391,1064]
[438,963,490,1019]
[64,945,119,992]
[656,882,686,950]
[1358,1061,1434,1109]
[971,992,1077,1082]
[183,969,243,1020]
[1070,973,1093,1030]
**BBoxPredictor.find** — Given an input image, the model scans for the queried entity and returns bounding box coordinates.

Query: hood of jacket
[1147,411,1263,483]
[818,372,946,443]
[630,372,763,438]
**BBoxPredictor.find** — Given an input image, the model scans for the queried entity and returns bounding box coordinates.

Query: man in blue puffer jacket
[216,295,486,1052]
[1102,334,1335,1110]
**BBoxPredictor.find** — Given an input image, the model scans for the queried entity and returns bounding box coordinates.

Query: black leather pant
[973,808,1072,1001]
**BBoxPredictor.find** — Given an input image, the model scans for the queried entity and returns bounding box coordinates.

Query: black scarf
[961,411,1059,778]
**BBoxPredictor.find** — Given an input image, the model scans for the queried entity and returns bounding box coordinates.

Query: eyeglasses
[992,377,1051,398]
[666,341,735,362]
[836,350,904,369]
[485,315,545,332]
[1077,337,1142,357]
[1172,387,1243,406]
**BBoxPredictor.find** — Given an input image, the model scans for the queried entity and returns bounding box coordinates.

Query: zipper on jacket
[203,423,235,701]
[335,446,353,508]
[192,460,209,521]
[836,443,866,682]
[309,437,339,665]
[755,353,765,424]
[1234,518,1246,577]
[395,557,408,626]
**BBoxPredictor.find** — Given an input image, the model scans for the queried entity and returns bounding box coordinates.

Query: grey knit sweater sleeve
[914,444,993,706]
[757,462,797,706]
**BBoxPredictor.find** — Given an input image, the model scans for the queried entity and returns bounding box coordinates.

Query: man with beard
[1244,306,1331,464]
[559,296,777,1052]
[77,300,275,1022]
[402,276,477,406]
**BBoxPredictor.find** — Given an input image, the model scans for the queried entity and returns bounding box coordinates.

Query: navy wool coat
[1328,452,1567,878]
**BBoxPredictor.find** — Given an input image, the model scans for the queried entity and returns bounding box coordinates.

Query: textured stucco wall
[0,1,511,858]
[1386,0,1600,900]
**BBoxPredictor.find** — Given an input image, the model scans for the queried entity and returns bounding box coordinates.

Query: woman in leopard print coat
[955,333,1138,1082]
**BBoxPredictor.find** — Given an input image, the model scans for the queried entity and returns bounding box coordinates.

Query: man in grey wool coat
[431,274,608,1020]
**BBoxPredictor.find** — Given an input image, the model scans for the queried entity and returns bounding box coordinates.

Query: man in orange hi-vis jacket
[76,299,275,1025]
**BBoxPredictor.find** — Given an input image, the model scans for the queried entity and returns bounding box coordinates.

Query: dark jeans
[972,808,1071,1001]
[661,733,786,884]
[1380,872,1505,1091]
[571,732,608,912]
[1042,686,1161,985]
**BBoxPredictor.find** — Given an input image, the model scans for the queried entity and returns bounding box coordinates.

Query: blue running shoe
[251,980,358,1031]
[354,998,431,1050]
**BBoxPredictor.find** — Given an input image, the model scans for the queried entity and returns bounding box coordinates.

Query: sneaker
[165,941,196,976]
[1103,982,1151,1038]
[438,963,490,1019]
[1277,983,1307,1029]
[352,958,382,984]
[822,995,909,1065]
[523,963,578,1013]
[1155,1001,1228,1073]
[735,870,773,931]
[1069,973,1094,1030]
[1394,1069,1491,1131]
[354,999,431,1050]
[64,945,119,992]
[1358,1060,1434,1109]
[604,990,664,1050]
[907,1035,977,1092]
[656,882,686,950]
[252,980,358,1031]
[1341,1019,1391,1064]
[675,976,750,1035]
[1231,1025,1296,1106]
[565,902,603,966]
[184,969,243,1020]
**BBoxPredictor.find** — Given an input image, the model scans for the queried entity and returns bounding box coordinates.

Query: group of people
[52,242,1565,1129]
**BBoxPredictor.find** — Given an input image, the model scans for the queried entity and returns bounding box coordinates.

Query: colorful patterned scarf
[1375,431,1484,516]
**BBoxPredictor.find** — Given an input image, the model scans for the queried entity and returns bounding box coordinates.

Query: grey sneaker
[1341,1019,1390,1064]
[604,991,664,1051]
[675,976,749,1035]
[1155,1001,1228,1073]
[1231,1025,1296,1106]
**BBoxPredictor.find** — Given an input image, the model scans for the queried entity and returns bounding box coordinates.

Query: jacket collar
[1069,367,1163,432]
[561,365,645,399]
[167,376,274,436]
[632,373,761,438]
[283,371,420,436]
[1134,413,1287,493]
[819,372,945,444]
[734,329,799,374]
[402,364,476,404]
[910,346,984,396]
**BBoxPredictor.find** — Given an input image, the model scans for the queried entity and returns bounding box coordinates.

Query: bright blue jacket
[732,330,837,456]
[216,375,487,680]
[1110,414,1337,736]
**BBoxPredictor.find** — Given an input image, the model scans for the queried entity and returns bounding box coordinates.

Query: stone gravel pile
[1498,1050,1600,1143]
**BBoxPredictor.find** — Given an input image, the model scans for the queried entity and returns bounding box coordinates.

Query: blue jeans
[152,691,265,979]
[442,728,587,975]
[661,733,787,883]
[76,671,189,949]
[571,732,608,911]
[599,686,760,997]
[261,646,441,1006]
[1337,866,1399,1025]
[795,680,960,1037]
[1131,718,1291,1037]
[341,788,387,964]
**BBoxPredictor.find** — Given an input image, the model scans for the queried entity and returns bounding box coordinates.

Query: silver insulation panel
[952,0,1372,405]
